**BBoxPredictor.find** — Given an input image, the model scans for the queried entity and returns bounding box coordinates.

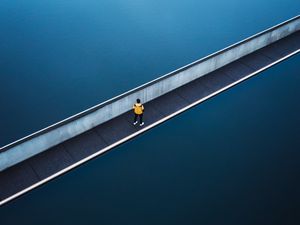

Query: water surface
[0,1,299,225]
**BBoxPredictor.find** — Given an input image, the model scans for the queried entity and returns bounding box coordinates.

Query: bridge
[0,15,299,206]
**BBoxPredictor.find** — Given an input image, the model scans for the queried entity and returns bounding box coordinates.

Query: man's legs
[133,113,138,125]
[139,114,144,126]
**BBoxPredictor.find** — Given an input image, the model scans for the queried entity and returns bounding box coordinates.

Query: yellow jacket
[133,103,144,115]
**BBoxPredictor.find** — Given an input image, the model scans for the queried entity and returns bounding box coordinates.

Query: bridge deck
[1,31,299,205]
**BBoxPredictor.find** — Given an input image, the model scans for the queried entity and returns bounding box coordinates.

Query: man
[133,99,144,126]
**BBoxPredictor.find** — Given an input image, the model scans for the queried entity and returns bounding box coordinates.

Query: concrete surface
[0,30,299,205]
[0,16,299,172]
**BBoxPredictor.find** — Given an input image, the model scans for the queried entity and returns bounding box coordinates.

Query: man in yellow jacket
[133,99,144,126]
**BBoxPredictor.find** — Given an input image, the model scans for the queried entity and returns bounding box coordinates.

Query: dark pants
[134,113,143,124]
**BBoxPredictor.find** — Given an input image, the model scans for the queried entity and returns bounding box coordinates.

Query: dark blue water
[1,1,300,224]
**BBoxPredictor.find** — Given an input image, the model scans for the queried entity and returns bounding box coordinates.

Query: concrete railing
[1,15,299,171]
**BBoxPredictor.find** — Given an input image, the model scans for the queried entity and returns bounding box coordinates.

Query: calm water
[0,0,300,224]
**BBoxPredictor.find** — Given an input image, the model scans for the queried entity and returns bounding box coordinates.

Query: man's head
[136,98,141,103]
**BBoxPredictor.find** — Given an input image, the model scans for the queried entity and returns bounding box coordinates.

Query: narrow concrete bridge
[1,15,299,206]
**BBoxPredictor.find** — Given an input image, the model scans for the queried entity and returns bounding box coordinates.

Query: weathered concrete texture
[0,31,299,205]
[1,16,299,172]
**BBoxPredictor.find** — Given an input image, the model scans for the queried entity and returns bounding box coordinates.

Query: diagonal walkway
[0,31,299,205]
